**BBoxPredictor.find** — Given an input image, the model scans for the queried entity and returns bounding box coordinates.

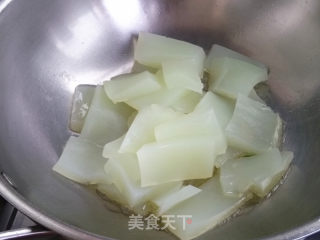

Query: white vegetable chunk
[69,85,95,133]
[225,94,278,153]
[209,57,268,99]
[125,88,188,110]
[104,71,162,103]
[215,147,244,168]
[102,135,124,159]
[53,136,110,185]
[125,70,188,110]
[137,137,217,187]
[119,104,181,153]
[134,32,205,74]
[220,149,293,197]
[205,44,267,70]
[152,185,202,215]
[162,59,203,93]
[104,157,182,207]
[166,177,251,240]
[194,92,234,129]
[80,86,134,146]
[171,91,203,114]
[155,92,227,155]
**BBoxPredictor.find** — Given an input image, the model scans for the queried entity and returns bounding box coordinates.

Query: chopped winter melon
[134,32,205,74]
[251,150,293,197]
[126,88,188,110]
[166,177,251,240]
[53,136,110,185]
[215,147,244,168]
[104,71,162,103]
[104,157,182,208]
[152,185,202,215]
[119,104,181,154]
[102,135,124,159]
[194,92,234,129]
[225,94,278,153]
[220,149,293,198]
[155,92,227,155]
[162,59,203,93]
[125,70,188,110]
[80,86,134,146]
[69,85,95,133]
[137,137,217,187]
[209,57,267,99]
[171,91,203,113]
[205,44,267,71]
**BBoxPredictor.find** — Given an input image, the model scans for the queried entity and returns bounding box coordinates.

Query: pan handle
[0,226,56,240]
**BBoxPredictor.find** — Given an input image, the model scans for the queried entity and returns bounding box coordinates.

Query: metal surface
[0,0,319,240]
[0,226,54,240]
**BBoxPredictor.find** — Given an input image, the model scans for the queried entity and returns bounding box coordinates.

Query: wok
[0,0,320,239]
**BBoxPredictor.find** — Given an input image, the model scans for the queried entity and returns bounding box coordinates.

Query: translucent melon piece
[215,147,244,168]
[251,150,293,197]
[53,136,110,185]
[69,85,95,133]
[125,70,190,110]
[102,135,124,159]
[104,157,182,208]
[220,149,293,198]
[272,115,283,148]
[225,94,278,153]
[166,177,251,240]
[152,185,202,215]
[80,86,134,146]
[119,104,181,153]
[162,59,203,93]
[154,110,226,155]
[155,92,227,155]
[126,88,188,111]
[104,71,162,103]
[171,91,203,114]
[134,32,205,73]
[209,57,268,99]
[137,137,216,187]
[194,92,234,129]
[205,44,267,71]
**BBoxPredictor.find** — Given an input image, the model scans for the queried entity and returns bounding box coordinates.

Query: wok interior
[0,0,320,239]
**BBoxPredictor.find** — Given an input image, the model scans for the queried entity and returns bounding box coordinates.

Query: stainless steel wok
[0,0,320,239]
